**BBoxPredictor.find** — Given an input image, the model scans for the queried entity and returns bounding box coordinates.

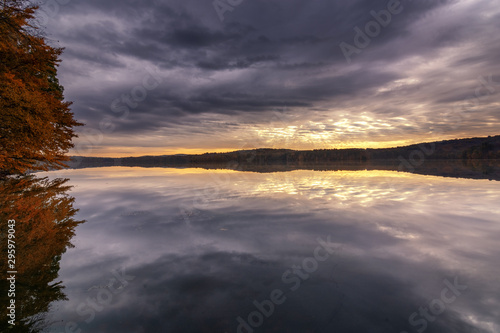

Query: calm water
[4,167,500,332]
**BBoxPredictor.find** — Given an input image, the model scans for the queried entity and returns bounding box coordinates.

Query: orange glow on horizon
[70,147,240,158]
[70,141,406,158]
[69,132,497,158]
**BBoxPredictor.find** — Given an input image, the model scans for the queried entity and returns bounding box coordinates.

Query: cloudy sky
[40,0,500,157]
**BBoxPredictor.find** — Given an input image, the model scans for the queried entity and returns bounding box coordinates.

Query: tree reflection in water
[0,175,84,332]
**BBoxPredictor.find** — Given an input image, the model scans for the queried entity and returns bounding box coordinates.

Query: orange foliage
[0,1,83,175]
[0,175,85,331]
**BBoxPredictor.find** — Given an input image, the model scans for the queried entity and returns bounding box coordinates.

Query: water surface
[5,167,500,332]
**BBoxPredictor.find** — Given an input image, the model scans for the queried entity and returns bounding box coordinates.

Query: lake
[2,166,499,333]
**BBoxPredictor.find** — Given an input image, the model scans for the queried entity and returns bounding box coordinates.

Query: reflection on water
[0,176,84,332]
[18,168,500,332]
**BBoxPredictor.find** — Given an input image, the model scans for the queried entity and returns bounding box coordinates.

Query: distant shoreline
[61,135,500,181]
[70,134,500,164]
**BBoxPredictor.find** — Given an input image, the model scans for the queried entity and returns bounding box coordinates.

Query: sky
[39,0,500,157]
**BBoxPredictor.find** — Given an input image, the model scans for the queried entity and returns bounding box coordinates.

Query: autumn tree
[0,0,82,176]
[0,175,85,331]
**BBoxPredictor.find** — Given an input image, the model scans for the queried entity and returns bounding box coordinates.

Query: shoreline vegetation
[0,2,82,178]
[65,135,500,181]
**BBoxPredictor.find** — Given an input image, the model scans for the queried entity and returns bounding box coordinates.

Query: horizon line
[70,134,499,159]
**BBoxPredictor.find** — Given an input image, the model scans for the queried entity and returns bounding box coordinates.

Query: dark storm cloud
[41,0,500,150]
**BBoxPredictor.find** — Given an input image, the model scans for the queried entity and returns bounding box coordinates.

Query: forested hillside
[69,135,500,168]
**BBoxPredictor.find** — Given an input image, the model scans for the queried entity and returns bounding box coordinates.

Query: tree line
[69,135,500,169]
